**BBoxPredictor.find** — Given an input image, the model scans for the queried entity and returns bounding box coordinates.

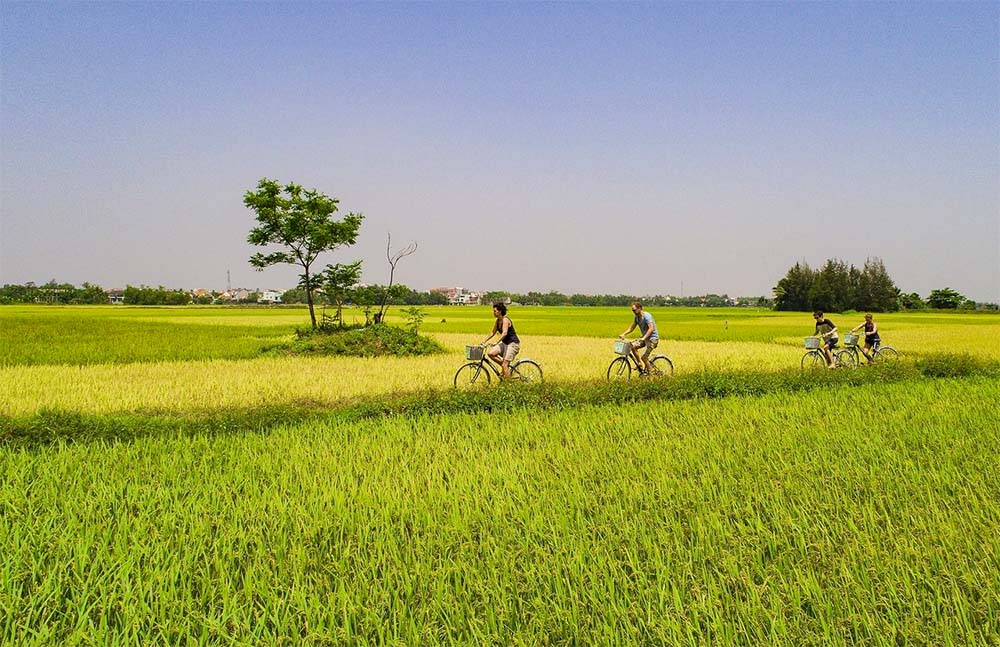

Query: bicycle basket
[465,345,484,361]
[614,340,632,355]
[843,333,859,346]
[804,337,821,350]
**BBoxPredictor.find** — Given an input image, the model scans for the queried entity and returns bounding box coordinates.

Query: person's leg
[641,340,655,372]
[487,344,503,367]
[501,343,519,379]
[630,341,643,371]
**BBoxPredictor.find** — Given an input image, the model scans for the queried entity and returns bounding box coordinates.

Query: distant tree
[927,288,966,309]
[123,285,191,305]
[539,291,569,306]
[425,290,450,305]
[772,262,814,311]
[352,284,408,325]
[245,178,363,329]
[280,287,308,304]
[75,282,108,304]
[899,292,926,310]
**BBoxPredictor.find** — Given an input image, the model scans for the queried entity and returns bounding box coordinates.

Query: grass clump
[914,352,991,378]
[265,323,445,358]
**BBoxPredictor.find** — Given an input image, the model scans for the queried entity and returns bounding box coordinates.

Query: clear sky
[2,1,998,300]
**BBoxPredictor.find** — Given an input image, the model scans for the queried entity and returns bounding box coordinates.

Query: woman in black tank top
[482,302,520,379]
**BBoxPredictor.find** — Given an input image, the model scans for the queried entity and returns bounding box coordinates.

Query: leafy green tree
[75,282,108,304]
[400,306,426,333]
[772,262,814,311]
[245,178,363,329]
[540,291,568,306]
[319,261,362,327]
[857,258,900,312]
[281,287,308,304]
[810,259,851,312]
[425,290,450,306]
[927,288,966,309]
[899,292,926,310]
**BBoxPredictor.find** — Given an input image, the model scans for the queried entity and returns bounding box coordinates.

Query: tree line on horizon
[2,279,993,312]
[771,258,989,312]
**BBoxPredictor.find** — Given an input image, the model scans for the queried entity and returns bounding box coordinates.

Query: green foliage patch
[264,323,445,358]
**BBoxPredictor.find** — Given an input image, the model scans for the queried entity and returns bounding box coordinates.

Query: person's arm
[851,322,863,333]
[869,322,878,335]
[620,317,637,338]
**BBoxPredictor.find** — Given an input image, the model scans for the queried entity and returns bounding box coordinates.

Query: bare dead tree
[373,233,417,324]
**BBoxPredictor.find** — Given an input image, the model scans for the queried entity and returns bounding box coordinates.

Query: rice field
[2,305,999,645]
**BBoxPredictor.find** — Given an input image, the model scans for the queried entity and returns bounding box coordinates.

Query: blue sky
[2,1,997,300]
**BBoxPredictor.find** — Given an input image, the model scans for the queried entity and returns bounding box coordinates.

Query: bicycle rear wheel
[872,346,899,364]
[835,349,858,369]
[649,355,674,377]
[607,356,631,381]
[454,362,491,389]
[510,359,543,383]
[801,351,825,370]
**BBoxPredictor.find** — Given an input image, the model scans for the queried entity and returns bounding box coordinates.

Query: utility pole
[227,270,231,293]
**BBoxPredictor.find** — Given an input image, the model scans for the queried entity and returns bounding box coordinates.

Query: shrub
[268,323,445,358]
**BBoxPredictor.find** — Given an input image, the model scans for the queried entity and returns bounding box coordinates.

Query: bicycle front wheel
[801,351,825,370]
[454,362,491,389]
[511,359,543,383]
[872,346,899,364]
[650,355,674,377]
[607,356,631,381]
[835,349,858,370]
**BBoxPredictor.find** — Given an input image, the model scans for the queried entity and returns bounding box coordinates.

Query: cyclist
[619,301,659,374]
[481,302,520,379]
[812,311,839,368]
[850,313,881,363]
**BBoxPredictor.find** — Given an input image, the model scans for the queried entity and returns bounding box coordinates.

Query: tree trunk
[304,268,317,329]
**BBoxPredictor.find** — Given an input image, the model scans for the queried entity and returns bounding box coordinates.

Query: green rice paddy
[1,305,998,645]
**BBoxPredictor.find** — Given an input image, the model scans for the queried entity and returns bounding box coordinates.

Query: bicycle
[841,333,899,366]
[454,344,543,388]
[801,336,856,369]
[607,338,673,381]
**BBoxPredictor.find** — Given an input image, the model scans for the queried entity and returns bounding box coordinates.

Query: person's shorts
[631,338,658,359]
[494,342,520,362]
[824,337,839,350]
[865,335,880,348]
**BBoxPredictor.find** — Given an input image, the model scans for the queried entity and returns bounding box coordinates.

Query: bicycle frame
[454,344,543,387]
[607,339,673,380]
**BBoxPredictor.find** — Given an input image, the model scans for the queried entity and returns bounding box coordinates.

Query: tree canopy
[245,178,363,328]
[772,257,900,312]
